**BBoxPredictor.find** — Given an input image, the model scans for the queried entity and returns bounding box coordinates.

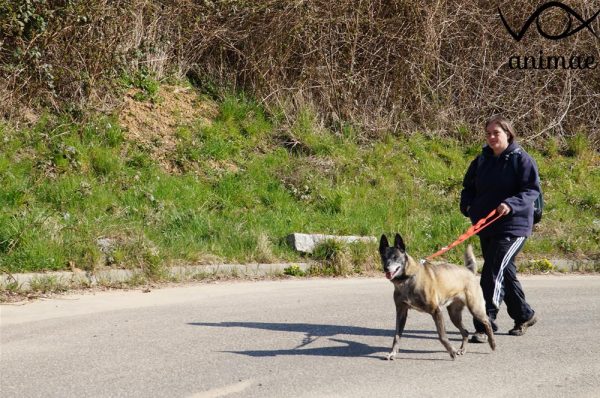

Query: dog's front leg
[387,300,408,361]
[432,308,457,360]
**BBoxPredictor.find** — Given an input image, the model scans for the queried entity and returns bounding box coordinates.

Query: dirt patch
[119,85,218,172]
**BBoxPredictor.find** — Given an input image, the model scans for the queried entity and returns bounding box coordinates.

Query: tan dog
[379,233,495,360]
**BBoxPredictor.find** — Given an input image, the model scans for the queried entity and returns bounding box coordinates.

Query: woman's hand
[496,202,511,216]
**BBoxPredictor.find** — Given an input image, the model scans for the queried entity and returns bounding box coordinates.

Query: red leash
[423,209,503,262]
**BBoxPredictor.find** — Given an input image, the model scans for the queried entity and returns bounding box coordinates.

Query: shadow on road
[189,321,461,341]
[188,322,462,360]
[222,338,447,360]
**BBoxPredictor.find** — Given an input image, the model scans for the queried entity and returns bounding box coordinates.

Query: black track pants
[473,235,535,333]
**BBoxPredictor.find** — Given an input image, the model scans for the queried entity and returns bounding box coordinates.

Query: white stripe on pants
[492,236,525,308]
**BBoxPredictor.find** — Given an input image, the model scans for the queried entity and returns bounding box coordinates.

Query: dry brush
[1,0,598,146]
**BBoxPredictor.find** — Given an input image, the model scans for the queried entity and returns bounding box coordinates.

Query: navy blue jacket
[460,142,541,237]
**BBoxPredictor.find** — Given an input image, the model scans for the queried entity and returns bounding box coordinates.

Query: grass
[518,259,555,273]
[284,264,306,277]
[309,240,378,276]
[0,87,598,276]
[28,276,69,294]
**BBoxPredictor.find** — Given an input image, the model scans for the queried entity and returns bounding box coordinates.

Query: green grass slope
[0,86,598,274]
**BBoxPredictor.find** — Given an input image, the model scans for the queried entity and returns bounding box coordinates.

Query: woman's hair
[485,115,516,143]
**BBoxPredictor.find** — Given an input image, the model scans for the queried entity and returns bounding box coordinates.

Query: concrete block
[287,233,377,254]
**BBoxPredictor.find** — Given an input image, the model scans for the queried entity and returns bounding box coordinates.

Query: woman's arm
[503,154,541,214]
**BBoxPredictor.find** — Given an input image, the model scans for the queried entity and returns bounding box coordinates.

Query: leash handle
[424,209,503,262]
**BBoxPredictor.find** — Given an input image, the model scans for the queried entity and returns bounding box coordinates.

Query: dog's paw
[449,350,457,360]
[386,352,396,361]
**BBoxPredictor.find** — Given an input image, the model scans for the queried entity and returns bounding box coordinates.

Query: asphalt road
[1,275,599,398]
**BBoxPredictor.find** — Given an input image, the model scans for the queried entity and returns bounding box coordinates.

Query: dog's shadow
[222,337,444,361]
[188,321,463,360]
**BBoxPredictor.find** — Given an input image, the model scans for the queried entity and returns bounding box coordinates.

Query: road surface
[1,275,599,397]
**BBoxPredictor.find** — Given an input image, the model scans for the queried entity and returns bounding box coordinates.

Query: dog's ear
[379,234,389,253]
[394,233,406,252]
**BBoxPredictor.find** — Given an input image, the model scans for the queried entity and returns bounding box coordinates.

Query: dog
[379,233,495,360]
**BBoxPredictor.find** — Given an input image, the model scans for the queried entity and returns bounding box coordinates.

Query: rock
[286,233,377,254]
[96,237,116,265]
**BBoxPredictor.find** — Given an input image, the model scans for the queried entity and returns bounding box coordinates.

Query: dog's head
[379,233,409,281]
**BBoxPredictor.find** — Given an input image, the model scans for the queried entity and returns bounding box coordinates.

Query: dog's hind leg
[479,317,496,351]
[447,301,469,355]
[387,300,408,361]
[466,290,496,351]
[432,308,457,360]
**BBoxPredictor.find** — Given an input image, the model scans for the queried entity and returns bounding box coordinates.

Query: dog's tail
[464,244,477,274]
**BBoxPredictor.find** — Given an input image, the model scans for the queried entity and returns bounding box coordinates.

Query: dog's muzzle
[385,266,402,280]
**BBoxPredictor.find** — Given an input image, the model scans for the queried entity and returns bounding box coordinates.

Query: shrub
[3,1,598,145]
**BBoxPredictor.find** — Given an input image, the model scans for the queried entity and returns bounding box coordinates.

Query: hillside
[0,79,598,276]
[1,1,599,281]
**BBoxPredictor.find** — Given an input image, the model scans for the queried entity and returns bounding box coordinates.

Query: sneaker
[509,314,538,336]
[490,319,499,333]
[469,333,488,343]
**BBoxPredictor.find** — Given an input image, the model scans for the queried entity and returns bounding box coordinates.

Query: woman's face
[485,122,510,155]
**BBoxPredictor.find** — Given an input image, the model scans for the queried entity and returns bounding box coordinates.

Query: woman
[460,115,540,343]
